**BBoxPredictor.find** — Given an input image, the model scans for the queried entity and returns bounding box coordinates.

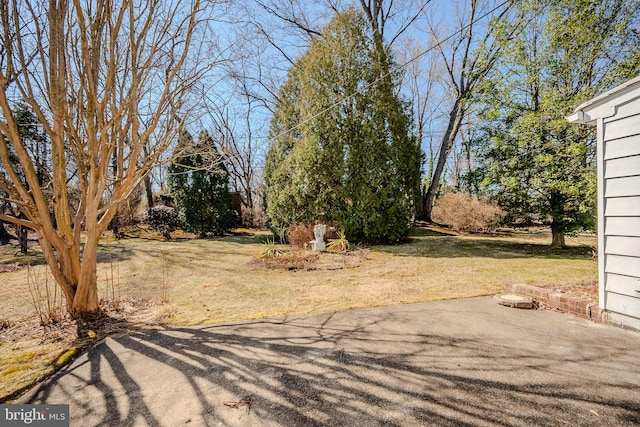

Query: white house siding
[601,97,640,329]
[568,75,640,330]
[605,196,640,216]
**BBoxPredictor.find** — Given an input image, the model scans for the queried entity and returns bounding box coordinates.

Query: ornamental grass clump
[261,238,288,258]
[326,231,353,253]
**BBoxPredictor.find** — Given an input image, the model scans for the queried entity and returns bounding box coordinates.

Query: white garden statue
[310,224,326,252]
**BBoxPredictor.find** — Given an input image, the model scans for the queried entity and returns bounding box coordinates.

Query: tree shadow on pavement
[23,301,640,426]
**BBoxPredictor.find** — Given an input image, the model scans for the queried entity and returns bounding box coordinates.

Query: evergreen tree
[1,103,50,253]
[478,0,639,247]
[264,8,422,243]
[169,131,238,236]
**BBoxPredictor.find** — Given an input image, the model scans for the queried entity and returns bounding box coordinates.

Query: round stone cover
[494,293,534,309]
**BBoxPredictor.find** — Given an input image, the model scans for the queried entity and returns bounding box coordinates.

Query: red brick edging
[508,283,602,322]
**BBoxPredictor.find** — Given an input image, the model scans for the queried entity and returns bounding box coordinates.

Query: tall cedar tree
[478,0,639,247]
[264,9,422,243]
[169,131,238,237]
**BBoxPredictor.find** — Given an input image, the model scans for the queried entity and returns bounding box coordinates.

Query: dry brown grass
[0,226,597,402]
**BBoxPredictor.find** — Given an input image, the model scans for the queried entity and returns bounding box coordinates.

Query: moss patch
[54,347,79,368]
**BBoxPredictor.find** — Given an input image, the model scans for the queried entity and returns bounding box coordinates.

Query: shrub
[109,183,146,237]
[242,205,267,229]
[287,222,315,248]
[169,131,238,237]
[145,206,180,240]
[432,192,505,233]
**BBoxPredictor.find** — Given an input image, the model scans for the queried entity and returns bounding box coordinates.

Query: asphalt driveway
[18,296,640,426]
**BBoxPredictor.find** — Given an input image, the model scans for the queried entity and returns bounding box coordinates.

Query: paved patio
[18,296,640,426]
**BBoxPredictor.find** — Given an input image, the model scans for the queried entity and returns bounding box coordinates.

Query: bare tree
[206,98,265,226]
[232,0,432,107]
[0,0,215,316]
[420,0,517,221]
[247,0,431,50]
[359,0,430,47]
[396,36,443,217]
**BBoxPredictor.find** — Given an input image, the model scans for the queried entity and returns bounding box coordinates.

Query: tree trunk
[0,222,8,242]
[551,228,566,249]
[143,145,154,209]
[17,224,28,254]
[73,227,100,315]
[144,175,154,209]
[63,200,102,316]
[549,191,567,248]
[422,100,464,221]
